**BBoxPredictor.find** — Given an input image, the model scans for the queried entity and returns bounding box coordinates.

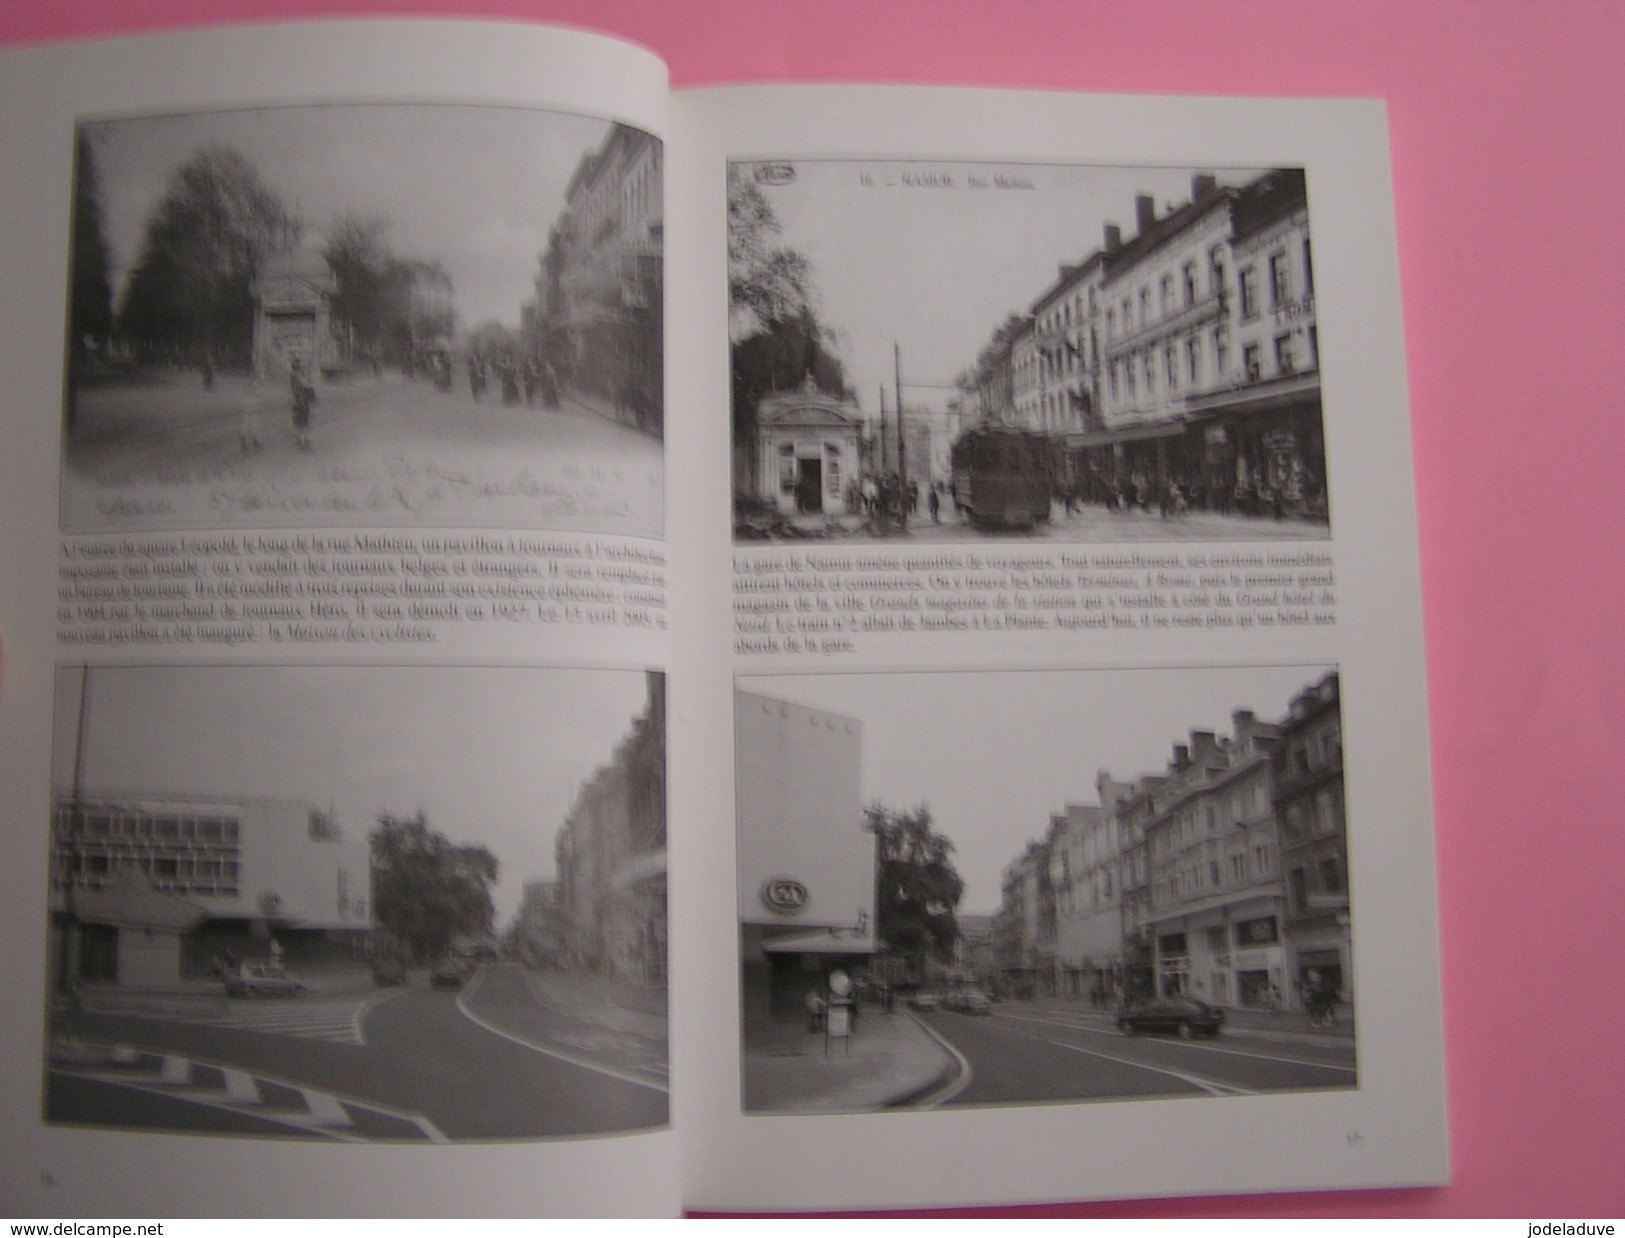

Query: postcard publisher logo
[760,877,808,914]
[754,162,796,186]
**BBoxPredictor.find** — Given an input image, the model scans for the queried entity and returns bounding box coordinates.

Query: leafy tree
[864,803,964,972]
[69,130,114,363]
[323,214,455,369]
[115,144,291,368]
[728,166,812,344]
[727,167,851,472]
[370,811,499,963]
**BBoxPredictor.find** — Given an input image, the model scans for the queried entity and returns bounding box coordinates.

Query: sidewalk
[742,1000,960,1114]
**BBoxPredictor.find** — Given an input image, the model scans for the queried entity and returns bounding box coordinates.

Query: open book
[0,18,1447,1217]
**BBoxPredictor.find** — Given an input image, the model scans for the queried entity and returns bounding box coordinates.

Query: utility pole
[895,343,908,529]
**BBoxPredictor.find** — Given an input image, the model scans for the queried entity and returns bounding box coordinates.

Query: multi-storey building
[952,912,1000,991]
[996,837,1051,997]
[1190,167,1323,516]
[1140,712,1287,1008]
[509,878,566,969]
[533,122,664,433]
[995,674,1347,1014]
[956,167,1326,520]
[1274,671,1349,1010]
[1029,253,1106,442]
[735,689,876,1018]
[49,792,371,988]
[554,672,667,984]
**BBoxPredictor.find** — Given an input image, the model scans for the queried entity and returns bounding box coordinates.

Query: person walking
[289,359,315,451]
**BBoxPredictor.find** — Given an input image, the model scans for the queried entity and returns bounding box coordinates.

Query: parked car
[951,989,993,1016]
[907,990,939,1012]
[371,959,408,987]
[222,960,304,999]
[1116,996,1224,1039]
[430,956,469,990]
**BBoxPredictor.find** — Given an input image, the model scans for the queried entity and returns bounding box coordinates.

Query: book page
[669,84,1446,1212]
[0,20,680,1217]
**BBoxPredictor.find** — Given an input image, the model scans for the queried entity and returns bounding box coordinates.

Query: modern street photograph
[736,664,1352,1114]
[62,103,663,535]
[730,159,1327,544]
[45,663,667,1142]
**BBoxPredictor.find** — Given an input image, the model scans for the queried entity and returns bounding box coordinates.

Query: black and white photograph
[45,663,667,1142]
[736,665,1352,1114]
[63,103,663,534]
[730,159,1327,543]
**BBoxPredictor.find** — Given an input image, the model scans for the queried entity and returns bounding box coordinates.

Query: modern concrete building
[48,791,371,987]
[736,689,876,1018]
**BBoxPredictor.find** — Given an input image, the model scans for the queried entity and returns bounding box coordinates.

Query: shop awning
[1065,419,1188,449]
[762,926,878,956]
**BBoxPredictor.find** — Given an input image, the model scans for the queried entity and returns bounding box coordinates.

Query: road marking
[455,969,668,1095]
[1044,1038,1256,1097]
[53,1040,447,1143]
[998,1011,1357,1073]
[300,1088,354,1127]
[221,1069,260,1104]
[900,1013,974,1109]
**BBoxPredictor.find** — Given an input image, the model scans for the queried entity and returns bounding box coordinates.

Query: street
[44,963,669,1141]
[910,999,1356,1108]
[62,371,664,536]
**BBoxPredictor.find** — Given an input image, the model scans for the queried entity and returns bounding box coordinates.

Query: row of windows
[54,848,242,897]
[1153,837,1277,909]
[1276,722,1343,783]
[55,806,241,844]
[1237,242,1314,321]
[1280,785,1345,842]
[1287,855,1346,914]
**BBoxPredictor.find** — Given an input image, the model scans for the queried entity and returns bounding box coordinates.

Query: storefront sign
[760,877,808,915]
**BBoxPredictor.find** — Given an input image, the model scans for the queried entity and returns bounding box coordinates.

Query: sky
[85,102,615,332]
[742,158,1263,417]
[740,663,1336,914]
[53,663,653,928]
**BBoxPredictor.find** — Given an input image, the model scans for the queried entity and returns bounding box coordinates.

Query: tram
[949,425,1057,530]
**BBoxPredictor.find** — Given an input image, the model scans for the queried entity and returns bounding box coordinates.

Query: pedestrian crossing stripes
[52,1041,446,1142]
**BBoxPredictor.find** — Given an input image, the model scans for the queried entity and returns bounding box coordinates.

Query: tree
[864,803,965,973]
[115,144,291,368]
[370,811,499,963]
[727,167,851,472]
[69,130,114,364]
[728,166,812,344]
[323,214,455,369]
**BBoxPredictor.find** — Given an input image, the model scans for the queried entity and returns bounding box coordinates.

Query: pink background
[4,0,1622,1219]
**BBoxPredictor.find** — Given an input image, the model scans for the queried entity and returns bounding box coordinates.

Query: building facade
[958,168,1327,520]
[736,689,876,1018]
[996,675,1349,1015]
[534,123,664,434]
[752,376,866,518]
[1274,671,1350,1010]
[553,672,667,984]
[49,792,371,987]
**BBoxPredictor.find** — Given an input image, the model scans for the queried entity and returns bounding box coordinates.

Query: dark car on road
[1117,996,1224,1039]
[430,956,470,990]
